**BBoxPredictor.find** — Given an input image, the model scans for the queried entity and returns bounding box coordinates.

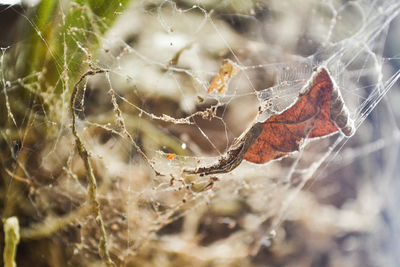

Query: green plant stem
[3,217,20,267]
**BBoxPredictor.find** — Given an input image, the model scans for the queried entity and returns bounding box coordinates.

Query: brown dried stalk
[70,68,115,267]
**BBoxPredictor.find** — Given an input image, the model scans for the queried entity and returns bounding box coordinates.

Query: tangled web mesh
[2,0,400,266]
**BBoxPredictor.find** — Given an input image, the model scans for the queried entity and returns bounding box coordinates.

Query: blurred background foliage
[1,0,400,267]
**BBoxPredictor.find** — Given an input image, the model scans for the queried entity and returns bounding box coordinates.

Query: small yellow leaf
[207,59,239,95]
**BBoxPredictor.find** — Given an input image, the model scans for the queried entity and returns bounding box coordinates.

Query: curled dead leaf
[186,67,355,175]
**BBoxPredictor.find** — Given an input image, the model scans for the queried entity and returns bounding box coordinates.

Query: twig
[70,68,115,267]
[105,72,163,176]
[5,169,31,185]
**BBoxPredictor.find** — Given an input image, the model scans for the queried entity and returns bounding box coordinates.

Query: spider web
[2,0,400,266]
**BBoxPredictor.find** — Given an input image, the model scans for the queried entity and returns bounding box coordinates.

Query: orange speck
[167,153,177,160]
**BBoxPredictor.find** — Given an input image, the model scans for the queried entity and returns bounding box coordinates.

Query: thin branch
[105,73,163,175]
[70,68,115,267]
[5,169,32,185]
